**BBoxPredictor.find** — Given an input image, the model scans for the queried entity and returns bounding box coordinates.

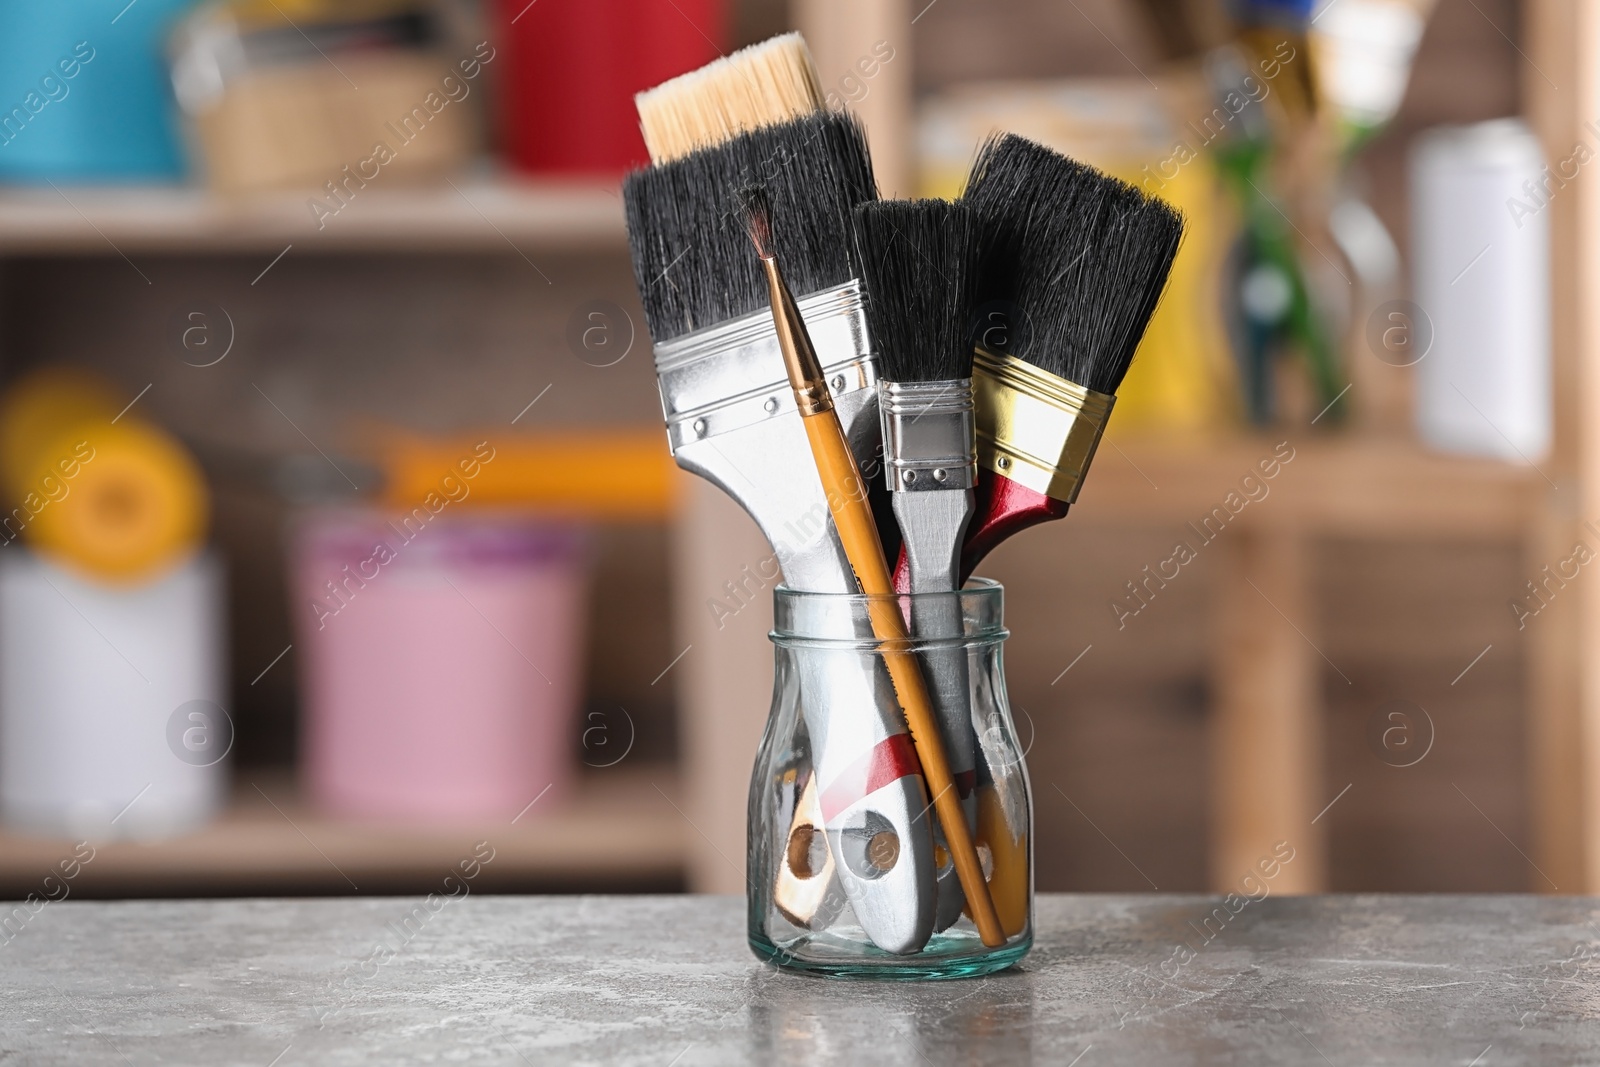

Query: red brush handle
[959,474,1071,582]
[891,473,1071,591]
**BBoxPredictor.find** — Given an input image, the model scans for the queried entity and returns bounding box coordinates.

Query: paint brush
[624,40,929,951]
[853,198,982,932]
[740,185,1007,950]
[951,134,1183,582]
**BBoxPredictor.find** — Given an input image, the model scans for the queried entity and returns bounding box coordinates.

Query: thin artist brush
[740,185,1007,950]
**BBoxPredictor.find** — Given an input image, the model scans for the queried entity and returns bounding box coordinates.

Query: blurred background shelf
[0,0,1591,907]
[0,177,627,255]
[0,767,685,898]
[1078,434,1541,538]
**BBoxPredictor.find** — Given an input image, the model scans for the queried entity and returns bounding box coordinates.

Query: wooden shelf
[0,175,627,255]
[0,766,685,897]
[1075,432,1542,540]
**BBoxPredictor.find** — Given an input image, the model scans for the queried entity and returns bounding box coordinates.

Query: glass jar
[748,579,1032,979]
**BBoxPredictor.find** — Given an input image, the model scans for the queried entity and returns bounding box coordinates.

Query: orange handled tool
[743,188,1006,948]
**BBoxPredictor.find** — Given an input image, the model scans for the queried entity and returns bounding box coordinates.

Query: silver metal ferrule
[654,282,873,454]
[650,280,881,595]
[878,379,977,492]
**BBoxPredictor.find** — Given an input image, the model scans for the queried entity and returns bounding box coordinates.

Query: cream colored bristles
[636,32,825,164]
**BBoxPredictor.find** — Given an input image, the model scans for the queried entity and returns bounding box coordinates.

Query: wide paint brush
[951,134,1183,582]
[853,199,982,932]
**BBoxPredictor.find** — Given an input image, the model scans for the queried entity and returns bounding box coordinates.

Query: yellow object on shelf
[919,79,1238,432]
[1118,152,1236,430]
[376,429,680,520]
[0,369,208,584]
[25,423,208,583]
[0,369,122,494]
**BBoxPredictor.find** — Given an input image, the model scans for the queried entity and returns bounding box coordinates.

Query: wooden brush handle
[800,412,1007,948]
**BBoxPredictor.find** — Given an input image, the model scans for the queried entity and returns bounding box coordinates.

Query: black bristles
[852,199,979,384]
[963,133,1184,395]
[964,134,1099,318]
[623,112,877,344]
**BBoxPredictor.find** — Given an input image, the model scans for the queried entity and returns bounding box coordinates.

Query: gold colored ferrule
[760,256,834,417]
[971,347,1115,503]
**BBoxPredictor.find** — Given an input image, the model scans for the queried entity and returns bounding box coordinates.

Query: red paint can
[493,0,725,175]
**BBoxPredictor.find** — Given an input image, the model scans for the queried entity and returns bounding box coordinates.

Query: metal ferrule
[760,256,835,417]
[878,379,977,492]
[653,282,871,455]
[652,281,880,594]
[972,347,1115,503]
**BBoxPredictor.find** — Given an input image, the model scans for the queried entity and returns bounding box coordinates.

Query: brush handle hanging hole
[866,831,900,873]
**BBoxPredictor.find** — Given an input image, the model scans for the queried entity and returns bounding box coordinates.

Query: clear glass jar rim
[770,577,1006,646]
[772,576,1003,607]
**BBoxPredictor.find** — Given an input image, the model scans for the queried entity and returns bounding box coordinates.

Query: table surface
[3,893,1598,1065]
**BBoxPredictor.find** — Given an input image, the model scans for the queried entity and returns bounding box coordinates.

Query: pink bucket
[293,509,586,821]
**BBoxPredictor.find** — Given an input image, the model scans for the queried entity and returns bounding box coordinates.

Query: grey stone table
[3,894,1598,1065]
